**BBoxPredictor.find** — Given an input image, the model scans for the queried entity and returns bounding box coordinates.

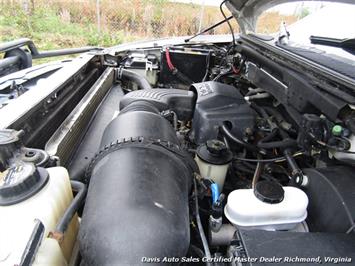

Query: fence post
[198,0,206,32]
[22,0,29,13]
[96,0,101,34]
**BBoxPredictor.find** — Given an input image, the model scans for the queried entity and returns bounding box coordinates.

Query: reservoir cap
[254,180,284,204]
[332,125,343,136]
[0,163,48,206]
[197,140,233,165]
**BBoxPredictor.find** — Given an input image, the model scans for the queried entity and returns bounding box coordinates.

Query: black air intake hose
[120,89,196,121]
[79,101,195,265]
[118,68,152,90]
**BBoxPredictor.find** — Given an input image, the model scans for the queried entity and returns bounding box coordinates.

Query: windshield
[257,2,355,62]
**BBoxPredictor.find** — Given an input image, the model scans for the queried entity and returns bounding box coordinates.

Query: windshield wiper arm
[310,36,355,55]
[185,15,233,43]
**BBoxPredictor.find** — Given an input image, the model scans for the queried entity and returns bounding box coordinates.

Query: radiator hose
[118,67,152,90]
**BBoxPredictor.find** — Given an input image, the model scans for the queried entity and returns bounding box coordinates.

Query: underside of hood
[226,0,355,33]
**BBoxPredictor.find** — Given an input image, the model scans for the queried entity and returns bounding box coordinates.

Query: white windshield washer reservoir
[224,181,309,231]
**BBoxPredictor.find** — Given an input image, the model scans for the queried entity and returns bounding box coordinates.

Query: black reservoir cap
[197,139,233,165]
[254,180,285,204]
[0,163,49,206]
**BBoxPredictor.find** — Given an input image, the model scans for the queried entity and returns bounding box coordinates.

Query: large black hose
[258,129,279,143]
[255,118,297,150]
[263,106,285,124]
[250,102,269,120]
[257,138,298,149]
[79,101,194,265]
[119,68,152,90]
[56,180,87,234]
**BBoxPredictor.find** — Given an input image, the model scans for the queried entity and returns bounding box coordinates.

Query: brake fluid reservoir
[0,164,78,265]
[224,181,308,231]
[195,140,232,191]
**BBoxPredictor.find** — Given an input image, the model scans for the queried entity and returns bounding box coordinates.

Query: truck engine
[0,39,355,265]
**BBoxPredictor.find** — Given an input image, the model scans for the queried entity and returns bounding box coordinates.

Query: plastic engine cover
[190,82,255,144]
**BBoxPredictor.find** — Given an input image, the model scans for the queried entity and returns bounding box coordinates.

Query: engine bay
[1,38,355,265]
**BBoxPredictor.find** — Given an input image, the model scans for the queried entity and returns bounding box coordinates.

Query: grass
[0,5,127,50]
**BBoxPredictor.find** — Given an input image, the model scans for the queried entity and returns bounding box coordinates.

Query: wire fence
[0,0,298,49]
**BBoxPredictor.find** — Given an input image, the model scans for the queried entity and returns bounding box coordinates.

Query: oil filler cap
[254,180,284,204]
[0,163,48,206]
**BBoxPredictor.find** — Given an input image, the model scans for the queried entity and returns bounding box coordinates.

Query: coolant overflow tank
[0,166,78,265]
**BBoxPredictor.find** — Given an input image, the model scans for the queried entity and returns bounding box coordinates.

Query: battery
[160,48,213,89]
